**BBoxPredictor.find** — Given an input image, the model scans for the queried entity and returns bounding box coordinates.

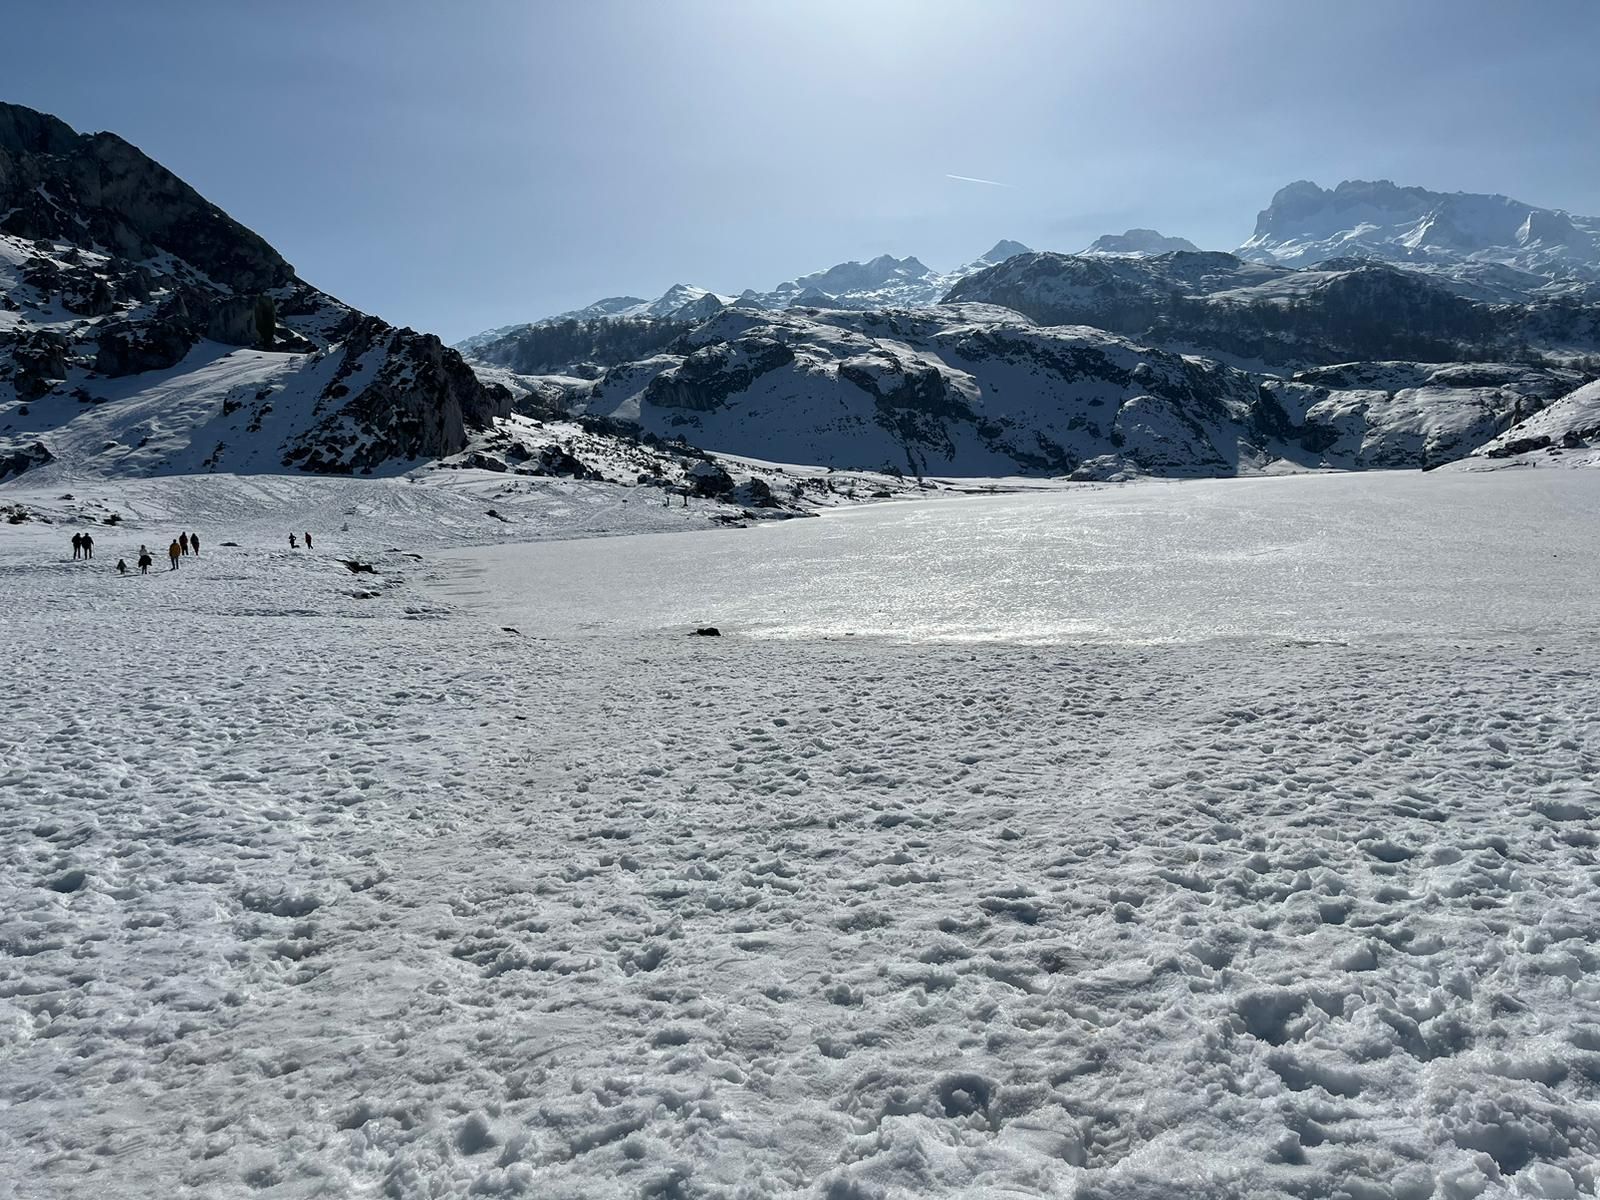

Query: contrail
[945,173,1013,188]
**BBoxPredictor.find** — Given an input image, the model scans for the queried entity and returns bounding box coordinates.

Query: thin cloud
[945,173,1013,189]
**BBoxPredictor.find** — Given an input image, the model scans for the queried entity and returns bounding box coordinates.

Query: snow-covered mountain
[943,249,1600,370]
[455,241,1035,349]
[1238,179,1600,302]
[0,102,512,480]
[541,303,1585,478]
[1081,229,1200,256]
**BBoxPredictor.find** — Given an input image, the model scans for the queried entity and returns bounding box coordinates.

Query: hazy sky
[9,0,1600,341]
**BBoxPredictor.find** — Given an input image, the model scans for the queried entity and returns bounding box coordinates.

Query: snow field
[1,470,1598,1198]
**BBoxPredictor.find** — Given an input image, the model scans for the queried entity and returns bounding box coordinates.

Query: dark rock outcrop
[0,440,54,482]
[281,319,513,473]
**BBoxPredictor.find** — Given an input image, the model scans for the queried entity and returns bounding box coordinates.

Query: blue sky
[8,0,1599,341]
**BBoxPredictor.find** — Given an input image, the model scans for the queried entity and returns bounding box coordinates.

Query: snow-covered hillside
[566,303,1276,478]
[944,249,1600,371]
[0,102,512,479]
[1238,179,1600,302]
[531,303,1585,478]
[1470,378,1600,466]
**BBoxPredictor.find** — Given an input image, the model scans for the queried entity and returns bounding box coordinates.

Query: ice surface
[432,470,1600,645]
[3,468,1599,1198]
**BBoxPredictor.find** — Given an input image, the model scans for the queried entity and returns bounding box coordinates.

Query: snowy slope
[1470,378,1600,465]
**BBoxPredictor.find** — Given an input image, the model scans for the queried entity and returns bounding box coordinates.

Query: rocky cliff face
[0,101,509,479]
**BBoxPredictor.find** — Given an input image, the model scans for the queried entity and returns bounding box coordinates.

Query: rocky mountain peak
[0,101,509,479]
[1082,229,1201,257]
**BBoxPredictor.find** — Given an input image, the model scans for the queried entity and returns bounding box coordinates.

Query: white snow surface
[3,468,1600,1199]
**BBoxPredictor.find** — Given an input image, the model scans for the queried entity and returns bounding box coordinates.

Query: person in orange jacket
[168,540,181,570]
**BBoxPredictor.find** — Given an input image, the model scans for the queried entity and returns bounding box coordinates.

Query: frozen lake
[7,466,1600,1196]
[431,469,1600,645]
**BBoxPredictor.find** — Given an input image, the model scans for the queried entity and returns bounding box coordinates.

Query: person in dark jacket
[289,533,298,549]
[116,559,128,575]
[304,531,313,549]
[137,548,153,574]
[189,533,200,556]
[71,533,83,560]
[179,532,190,555]
[80,532,94,560]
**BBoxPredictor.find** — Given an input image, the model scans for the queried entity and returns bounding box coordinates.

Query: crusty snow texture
[2,471,1599,1200]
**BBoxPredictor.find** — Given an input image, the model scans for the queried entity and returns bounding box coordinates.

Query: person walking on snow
[289,533,297,549]
[304,531,313,549]
[189,533,200,556]
[71,533,83,560]
[81,532,94,560]
[137,547,152,574]
[179,532,189,555]
[116,559,128,575]
[168,540,181,570]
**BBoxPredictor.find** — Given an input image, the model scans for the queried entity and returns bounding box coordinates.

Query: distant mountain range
[2,95,1595,485]
[459,180,1600,348]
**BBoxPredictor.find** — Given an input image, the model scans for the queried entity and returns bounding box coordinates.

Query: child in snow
[116,559,128,575]
[168,540,181,570]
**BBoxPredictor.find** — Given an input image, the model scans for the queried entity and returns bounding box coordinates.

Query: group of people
[102,532,198,574]
[73,530,318,574]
